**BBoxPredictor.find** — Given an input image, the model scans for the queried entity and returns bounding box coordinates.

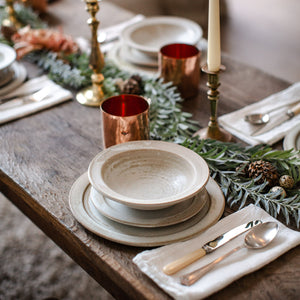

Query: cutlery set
[163,220,262,275]
[245,101,300,136]
[179,222,279,286]
[0,85,55,111]
[163,220,279,286]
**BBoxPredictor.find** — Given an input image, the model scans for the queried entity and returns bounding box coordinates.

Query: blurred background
[108,0,300,83]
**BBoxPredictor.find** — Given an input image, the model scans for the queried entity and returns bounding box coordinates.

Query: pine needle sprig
[14,3,47,29]
[26,51,92,89]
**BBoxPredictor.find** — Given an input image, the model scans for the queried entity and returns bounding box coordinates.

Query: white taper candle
[207,0,221,72]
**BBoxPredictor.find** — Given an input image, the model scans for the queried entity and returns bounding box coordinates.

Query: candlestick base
[76,86,101,106]
[194,126,232,142]
[197,64,232,142]
[76,73,105,106]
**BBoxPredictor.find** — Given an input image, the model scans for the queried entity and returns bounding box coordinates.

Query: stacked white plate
[0,43,27,96]
[69,141,225,246]
[106,16,203,76]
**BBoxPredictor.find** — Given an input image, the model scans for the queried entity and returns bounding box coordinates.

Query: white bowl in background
[88,140,209,210]
[121,16,202,57]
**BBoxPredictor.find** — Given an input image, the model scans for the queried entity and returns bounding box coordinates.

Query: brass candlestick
[1,0,22,39]
[76,0,105,106]
[194,65,232,142]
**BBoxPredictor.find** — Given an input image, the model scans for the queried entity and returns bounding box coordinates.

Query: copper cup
[100,94,150,148]
[159,43,200,99]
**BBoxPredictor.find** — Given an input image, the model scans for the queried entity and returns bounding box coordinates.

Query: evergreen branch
[183,138,300,227]
[14,3,47,29]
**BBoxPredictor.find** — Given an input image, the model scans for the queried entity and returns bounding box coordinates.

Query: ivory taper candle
[207,0,221,72]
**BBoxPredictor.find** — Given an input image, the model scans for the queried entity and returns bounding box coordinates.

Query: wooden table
[0,1,299,299]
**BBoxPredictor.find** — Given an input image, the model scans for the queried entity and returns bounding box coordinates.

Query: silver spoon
[244,101,299,125]
[180,222,279,286]
[245,112,271,125]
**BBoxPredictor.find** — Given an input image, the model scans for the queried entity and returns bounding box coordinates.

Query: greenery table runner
[1,4,299,227]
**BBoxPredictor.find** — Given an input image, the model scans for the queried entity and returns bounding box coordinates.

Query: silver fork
[0,86,54,111]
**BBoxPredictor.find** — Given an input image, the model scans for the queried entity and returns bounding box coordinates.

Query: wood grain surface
[0,1,299,299]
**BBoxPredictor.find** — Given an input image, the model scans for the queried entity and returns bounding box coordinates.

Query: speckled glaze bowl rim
[88,140,210,209]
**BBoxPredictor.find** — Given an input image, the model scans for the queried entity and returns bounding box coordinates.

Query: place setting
[69,93,225,247]
[106,15,205,76]
[0,42,73,124]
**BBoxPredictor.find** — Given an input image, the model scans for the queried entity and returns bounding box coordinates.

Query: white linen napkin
[133,204,300,300]
[218,82,300,145]
[0,76,72,125]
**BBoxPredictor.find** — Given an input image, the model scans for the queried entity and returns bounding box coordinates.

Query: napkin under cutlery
[218,82,300,145]
[133,204,300,300]
[0,75,72,125]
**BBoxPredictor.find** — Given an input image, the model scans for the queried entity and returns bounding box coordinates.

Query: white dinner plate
[0,62,27,96]
[90,186,209,228]
[283,125,300,154]
[121,16,202,57]
[0,43,16,70]
[69,173,225,247]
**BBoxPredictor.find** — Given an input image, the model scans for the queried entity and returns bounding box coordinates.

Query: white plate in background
[121,16,202,57]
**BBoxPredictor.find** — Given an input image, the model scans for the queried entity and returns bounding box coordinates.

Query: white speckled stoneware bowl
[88,140,209,210]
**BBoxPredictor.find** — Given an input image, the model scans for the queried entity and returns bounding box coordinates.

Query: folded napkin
[218,82,300,145]
[0,76,72,125]
[133,204,300,300]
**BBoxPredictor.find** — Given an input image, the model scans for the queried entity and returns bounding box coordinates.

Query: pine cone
[122,75,143,95]
[247,160,279,186]
[130,74,143,87]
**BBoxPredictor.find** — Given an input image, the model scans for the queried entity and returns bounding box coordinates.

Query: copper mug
[159,43,200,99]
[100,94,150,148]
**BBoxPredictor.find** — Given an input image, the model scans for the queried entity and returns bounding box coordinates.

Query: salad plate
[90,186,209,228]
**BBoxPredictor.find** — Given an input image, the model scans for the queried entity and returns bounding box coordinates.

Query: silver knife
[252,102,300,136]
[162,220,262,275]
